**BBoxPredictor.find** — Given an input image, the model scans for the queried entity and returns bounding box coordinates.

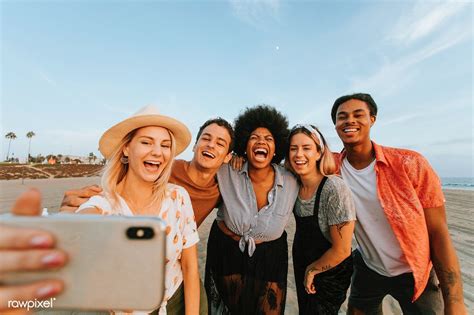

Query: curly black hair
[234,105,289,164]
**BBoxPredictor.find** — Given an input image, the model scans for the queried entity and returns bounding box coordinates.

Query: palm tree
[26,131,36,164]
[5,132,17,161]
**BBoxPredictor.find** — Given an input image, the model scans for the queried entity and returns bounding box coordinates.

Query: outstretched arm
[59,185,102,212]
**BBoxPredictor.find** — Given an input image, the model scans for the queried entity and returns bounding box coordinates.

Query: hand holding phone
[0,189,66,312]
[1,214,166,311]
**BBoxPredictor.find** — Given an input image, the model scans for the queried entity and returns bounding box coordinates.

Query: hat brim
[99,115,191,159]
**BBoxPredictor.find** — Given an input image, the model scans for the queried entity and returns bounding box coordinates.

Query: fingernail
[41,253,64,266]
[37,284,59,298]
[30,235,52,247]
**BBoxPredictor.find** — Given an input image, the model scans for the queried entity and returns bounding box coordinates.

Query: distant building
[62,155,100,164]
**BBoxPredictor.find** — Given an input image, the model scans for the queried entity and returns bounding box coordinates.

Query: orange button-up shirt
[334,142,445,300]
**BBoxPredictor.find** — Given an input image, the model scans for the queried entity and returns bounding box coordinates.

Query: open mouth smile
[253,147,269,162]
[202,151,216,159]
[294,160,307,166]
[343,127,359,134]
[144,160,162,172]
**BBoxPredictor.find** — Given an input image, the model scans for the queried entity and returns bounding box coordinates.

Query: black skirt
[205,220,288,315]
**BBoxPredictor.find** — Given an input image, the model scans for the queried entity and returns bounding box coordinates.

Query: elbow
[332,246,352,262]
[427,224,450,245]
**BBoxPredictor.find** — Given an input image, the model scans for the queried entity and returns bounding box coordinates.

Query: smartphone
[0,214,166,312]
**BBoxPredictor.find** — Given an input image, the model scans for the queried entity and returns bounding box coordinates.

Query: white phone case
[0,214,166,311]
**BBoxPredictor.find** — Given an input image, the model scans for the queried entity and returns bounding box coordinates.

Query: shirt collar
[372,141,388,165]
[339,141,388,166]
[240,161,284,187]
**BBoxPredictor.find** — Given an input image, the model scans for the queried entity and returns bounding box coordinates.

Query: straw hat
[99,105,191,159]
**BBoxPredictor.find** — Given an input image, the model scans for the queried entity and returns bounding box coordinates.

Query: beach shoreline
[1,177,472,313]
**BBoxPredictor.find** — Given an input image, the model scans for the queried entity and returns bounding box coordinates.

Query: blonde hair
[101,127,176,212]
[286,125,336,177]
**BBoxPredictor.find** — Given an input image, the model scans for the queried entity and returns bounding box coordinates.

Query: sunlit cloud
[350,21,471,96]
[388,1,469,44]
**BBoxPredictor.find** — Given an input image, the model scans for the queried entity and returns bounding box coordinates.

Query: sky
[1,0,472,177]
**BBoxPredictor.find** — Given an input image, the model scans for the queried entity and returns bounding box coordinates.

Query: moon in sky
[276,46,280,50]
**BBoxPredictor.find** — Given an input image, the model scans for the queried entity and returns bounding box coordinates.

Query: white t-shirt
[341,158,411,276]
[78,183,199,314]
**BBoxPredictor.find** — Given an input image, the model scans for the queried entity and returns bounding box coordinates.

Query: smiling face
[335,99,375,146]
[123,126,172,183]
[192,123,232,171]
[246,127,275,169]
[289,132,321,177]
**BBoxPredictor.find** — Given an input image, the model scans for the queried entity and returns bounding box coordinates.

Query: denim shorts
[348,250,443,315]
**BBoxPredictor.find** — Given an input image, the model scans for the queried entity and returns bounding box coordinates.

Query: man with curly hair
[331,93,466,315]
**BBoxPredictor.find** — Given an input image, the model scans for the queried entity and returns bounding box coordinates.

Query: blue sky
[1,0,472,177]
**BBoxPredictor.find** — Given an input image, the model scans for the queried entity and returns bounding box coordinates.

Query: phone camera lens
[126,227,155,240]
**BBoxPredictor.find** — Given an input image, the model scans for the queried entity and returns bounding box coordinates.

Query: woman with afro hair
[205,105,299,314]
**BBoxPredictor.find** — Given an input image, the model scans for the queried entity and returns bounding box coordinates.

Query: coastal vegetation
[0,164,103,180]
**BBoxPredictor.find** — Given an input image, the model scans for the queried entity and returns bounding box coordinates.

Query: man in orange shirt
[331,93,466,314]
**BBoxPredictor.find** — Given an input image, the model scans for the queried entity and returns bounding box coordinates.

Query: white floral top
[77,184,199,315]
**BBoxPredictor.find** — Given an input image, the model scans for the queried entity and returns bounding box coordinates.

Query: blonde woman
[77,106,200,315]
[287,124,356,315]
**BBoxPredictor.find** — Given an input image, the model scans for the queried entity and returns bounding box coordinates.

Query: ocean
[441,177,474,191]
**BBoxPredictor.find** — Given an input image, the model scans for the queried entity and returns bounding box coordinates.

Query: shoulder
[171,159,186,175]
[166,183,191,201]
[322,175,351,197]
[88,194,111,206]
[324,174,345,187]
[275,164,298,190]
[217,162,232,175]
[77,194,112,213]
[380,145,425,161]
[173,159,186,167]
[275,164,296,181]
[379,145,431,170]
[217,163,242,181]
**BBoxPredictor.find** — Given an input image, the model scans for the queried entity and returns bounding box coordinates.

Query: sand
[1,177,472,313]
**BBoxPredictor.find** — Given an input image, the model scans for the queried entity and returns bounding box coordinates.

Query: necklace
[121,194,161,216]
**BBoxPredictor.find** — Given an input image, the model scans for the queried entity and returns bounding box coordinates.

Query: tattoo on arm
[321,264,332,272]
[335,222,349,239]
[308,267,318,274]
[432,254,463,304]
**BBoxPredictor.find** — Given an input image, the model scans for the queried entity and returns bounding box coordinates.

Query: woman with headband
[287,124,356,314]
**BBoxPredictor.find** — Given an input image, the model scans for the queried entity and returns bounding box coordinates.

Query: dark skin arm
[424,205,466,315]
